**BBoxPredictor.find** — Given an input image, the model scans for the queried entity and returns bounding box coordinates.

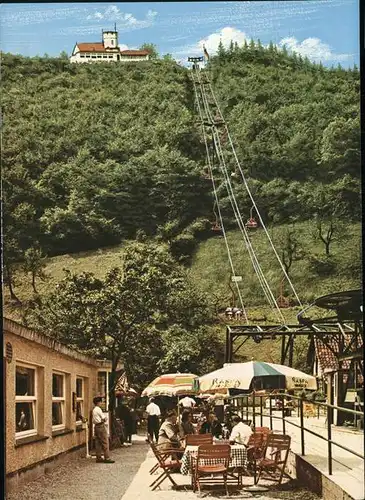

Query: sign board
[188,57,204,62]
[345,391,356,403]
[231,276,242,283]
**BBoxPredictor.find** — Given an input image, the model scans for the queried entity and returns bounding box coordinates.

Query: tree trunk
[32,272,38,294]
[6,267,21,304]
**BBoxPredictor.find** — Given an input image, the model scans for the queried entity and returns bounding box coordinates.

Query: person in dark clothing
[199,412,223,438]
[145,397,161,443]
[116,403,133,445]
[179,410,196,439]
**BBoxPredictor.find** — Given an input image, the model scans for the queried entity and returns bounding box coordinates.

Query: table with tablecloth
[180,444,248,476]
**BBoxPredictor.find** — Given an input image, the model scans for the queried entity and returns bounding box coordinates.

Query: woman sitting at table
[179,410,196,439]
[157,409,181,452]
[229,415,252,446]
[199,412,223,438]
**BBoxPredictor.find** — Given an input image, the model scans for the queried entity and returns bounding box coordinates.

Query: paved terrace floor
[250,412,364,500]
[8,436,321,500]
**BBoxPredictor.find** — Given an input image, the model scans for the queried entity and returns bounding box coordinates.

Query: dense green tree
[25,240,216,399]
[140,43,159,59]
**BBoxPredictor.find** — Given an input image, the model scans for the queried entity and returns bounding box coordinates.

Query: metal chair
[257,433,291,484]
[193,444,231,495]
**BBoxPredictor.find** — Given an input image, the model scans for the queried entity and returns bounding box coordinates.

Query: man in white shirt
[229,415,253,446]
[92,397,115,463]
[145,397,161,443]
[179,396,196,410]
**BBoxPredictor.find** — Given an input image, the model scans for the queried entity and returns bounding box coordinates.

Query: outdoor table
[180,443,248,476]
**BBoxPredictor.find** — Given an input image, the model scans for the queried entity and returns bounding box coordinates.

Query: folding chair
[257,433,291,484]
[185,433,213,445]
[148,441,182,491]
[254,427,272,446]
[193,444,231,495]
[246,432,264,463]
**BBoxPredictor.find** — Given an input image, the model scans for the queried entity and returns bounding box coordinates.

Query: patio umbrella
[196,361,317,394]
[142,373,198,397]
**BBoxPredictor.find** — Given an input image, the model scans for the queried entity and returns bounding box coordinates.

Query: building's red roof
[75,44,150,56]
[315,334,363,383]
[77,43,106,52]
[120,50,150,56]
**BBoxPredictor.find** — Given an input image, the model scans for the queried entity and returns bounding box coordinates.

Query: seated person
[179,410,196,439]
[199,412,223,438]
[229,415,253,446]
[157,409,181,453]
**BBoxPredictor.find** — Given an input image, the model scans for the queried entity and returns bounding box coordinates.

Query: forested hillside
[2,42,361,307]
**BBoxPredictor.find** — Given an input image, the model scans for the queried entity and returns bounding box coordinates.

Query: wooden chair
[193,444,231,495]
[257,433,291,484]
[246,432,265,463]
[185,433,213,445]
[148,441,182,491]
[149,440,184,475]
[254,427,271,444]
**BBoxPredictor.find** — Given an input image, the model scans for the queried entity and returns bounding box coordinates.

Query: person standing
[92,397,115,463]
[145,397,161,443]
[116,401,133,446]
[179,396,196,411]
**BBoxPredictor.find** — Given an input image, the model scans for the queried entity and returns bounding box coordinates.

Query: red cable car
[211,222,222,232]
[246,217,258,229]
[245,206,259,229]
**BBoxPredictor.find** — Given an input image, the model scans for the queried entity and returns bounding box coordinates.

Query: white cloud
[174,26,249,59]
[60,8,157,37]
[173,27,353,67]
[200,27,249,54]
[278,36,352,62]
[86,5,157,32]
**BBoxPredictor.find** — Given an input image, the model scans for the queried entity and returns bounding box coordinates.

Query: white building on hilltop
[70,28,150,63]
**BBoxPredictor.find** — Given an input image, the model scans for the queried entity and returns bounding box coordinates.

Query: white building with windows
[4,318,122,493]
[70,28,150,63]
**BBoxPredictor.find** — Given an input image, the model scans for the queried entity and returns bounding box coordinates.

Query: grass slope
[5,221,361,367]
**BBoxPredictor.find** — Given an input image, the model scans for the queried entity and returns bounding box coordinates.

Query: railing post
[246,396,249,422]
[327,403,333,475]
[253,394,256,429]
[282,394,286,434]
[269,396,273,430]
[300,397,305,456]
[260,395,263,427]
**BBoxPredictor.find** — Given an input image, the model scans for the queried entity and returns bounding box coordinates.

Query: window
[110,40,114,46]
[52,372,65,430]
[108,55,113,59]
[91,55,96,59]
[80,54,85,58]
[76,377,84,424]
[16,365,37,437]
[97,55,102,58]
[103,55,107,58]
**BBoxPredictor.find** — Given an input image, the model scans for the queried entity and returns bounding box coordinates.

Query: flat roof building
[4,318,121,493]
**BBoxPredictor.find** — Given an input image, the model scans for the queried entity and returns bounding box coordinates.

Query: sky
[0,1,360,67]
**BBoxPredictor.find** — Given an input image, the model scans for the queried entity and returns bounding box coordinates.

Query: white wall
[103,32,118,49]
[70,52,118,63]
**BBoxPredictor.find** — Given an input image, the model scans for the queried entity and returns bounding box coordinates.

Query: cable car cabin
[211,222,222,233]
[201,169,211,180]
[245,217,258,229]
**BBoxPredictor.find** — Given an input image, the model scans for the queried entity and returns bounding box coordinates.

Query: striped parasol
[142,373,198,397]
[196,361,317,393]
